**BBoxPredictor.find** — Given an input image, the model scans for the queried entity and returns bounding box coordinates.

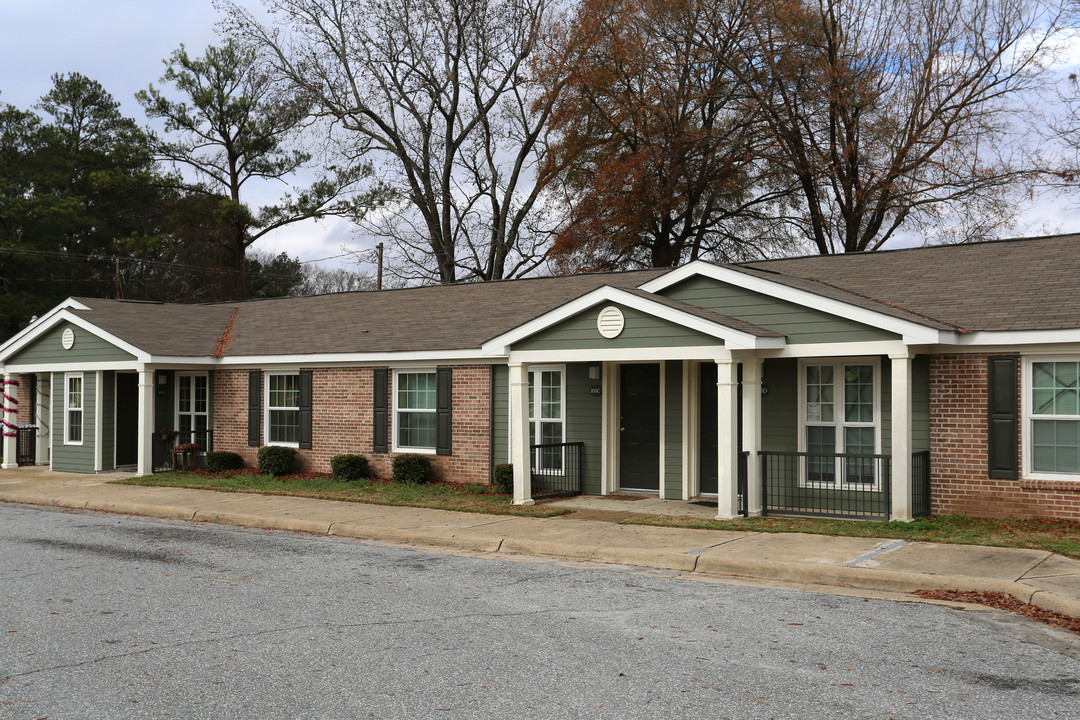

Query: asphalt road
[1,503,1078,720]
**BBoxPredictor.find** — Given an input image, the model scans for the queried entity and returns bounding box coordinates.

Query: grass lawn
[112,470,572,518]
[623,514,1080,559]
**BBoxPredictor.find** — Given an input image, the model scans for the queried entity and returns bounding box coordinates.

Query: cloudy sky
[0,0,364,271]
[2,0,1080,269]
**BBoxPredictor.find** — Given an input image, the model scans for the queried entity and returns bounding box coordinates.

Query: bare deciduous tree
[722,0,1071,254]
[221,0,566,284]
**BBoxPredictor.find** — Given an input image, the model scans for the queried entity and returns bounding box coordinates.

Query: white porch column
[1,373,19,469]
[890,353,913,522]
[741,359,763,516]
[136,368,154,476]
[509,361,533,506]
[715,356,740,519]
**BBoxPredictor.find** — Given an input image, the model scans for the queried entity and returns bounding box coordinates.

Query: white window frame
[529,365,566,474]
[393,369,438,453]
[175,372,209,446]
[797,357,882,491]
[264,371,301,447]
[64,372,83,446]
[1023,356,1080,482]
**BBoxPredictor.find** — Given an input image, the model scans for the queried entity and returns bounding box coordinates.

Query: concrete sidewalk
[2,467,1079,620]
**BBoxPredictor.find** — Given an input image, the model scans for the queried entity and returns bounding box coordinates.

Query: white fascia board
[510,345,735,364]
[4,361,143,374]
[947,328,1080,347]
[754,340,910,359]
[0,308,150,363]
[481,285,785,355]
[639,261,945,345]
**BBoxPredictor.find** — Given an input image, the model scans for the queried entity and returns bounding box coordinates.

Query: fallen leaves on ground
[915,590,1080,635]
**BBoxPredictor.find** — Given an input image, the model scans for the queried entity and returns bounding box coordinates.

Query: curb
[3,492,1078,620]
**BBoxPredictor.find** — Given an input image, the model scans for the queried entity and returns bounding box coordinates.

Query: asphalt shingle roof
[59,234,1080,359]
[70,269,669,358]
[741,234,1080,333]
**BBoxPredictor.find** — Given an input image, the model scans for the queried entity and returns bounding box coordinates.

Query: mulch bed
[915,590,1080,636]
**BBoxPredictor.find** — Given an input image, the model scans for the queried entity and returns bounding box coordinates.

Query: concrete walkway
[2,467,1079,620]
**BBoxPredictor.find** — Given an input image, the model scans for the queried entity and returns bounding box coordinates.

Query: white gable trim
[638,261,948,345]
[481,285,786,356]
[0,306,150,364]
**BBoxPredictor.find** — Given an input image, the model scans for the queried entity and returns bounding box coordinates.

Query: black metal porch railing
[16,425,37,466]
[760,451,892,520]
[152,429,214,473]
[530,441,584,496]
[912,450,931,518]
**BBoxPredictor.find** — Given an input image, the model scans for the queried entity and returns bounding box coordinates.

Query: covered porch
[482,283,933,522]
[504,351,929,522]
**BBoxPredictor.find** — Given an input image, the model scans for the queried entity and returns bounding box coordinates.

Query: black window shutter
[247,370,262,447]
[373,368,388,453]
[436,367,453,456]
[987,356,1018,479]
[299,370,313,450]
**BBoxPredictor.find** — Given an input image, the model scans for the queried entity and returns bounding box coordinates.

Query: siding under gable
[661,276,899,344]
[513,302,721,352]
[10,322,137,366]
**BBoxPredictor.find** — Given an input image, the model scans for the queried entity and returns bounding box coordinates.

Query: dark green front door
[619,363,660,491]
[115,373,139,466]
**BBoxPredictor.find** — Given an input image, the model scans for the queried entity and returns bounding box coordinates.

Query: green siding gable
[514,302,721,352]
[10,322,136,366]
[662,276,898,344]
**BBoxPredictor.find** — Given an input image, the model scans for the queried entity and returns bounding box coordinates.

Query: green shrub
[257,445,298,477]
[331,454,370,482]
[392,453,432,485]
[205,451,244,472]
[493,463,514,494]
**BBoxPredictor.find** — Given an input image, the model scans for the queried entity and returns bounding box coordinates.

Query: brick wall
[212,365,493,483]
[929,353,1080,520]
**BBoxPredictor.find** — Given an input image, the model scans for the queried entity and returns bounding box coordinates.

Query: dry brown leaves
[915,590,1080,636]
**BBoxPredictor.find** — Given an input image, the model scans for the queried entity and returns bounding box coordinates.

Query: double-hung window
[65,373,83,445]
[801,359,880,489]
[395,370,437,451]
[177,374,208,446]
[267,373,300,445]
[1029,360,1080,477]
[529,367,565,472]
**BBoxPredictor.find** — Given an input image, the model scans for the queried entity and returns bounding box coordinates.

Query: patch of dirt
[915,589,1080,635]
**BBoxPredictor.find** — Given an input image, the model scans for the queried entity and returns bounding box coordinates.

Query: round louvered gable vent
[596,306,625,338]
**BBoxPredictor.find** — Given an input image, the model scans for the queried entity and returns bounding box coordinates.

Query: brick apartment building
[3,234,1080,522]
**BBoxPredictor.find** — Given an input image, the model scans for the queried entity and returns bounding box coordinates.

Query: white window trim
[797,357,882,491]
[528,364,567,474]
[392,368,438,454]
[1022,356,1080,482]
[175,372,209,444]
[64,372,83,446]
[264,371,301,447]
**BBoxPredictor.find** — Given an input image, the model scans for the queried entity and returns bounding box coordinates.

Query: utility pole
[377,242,384,291]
